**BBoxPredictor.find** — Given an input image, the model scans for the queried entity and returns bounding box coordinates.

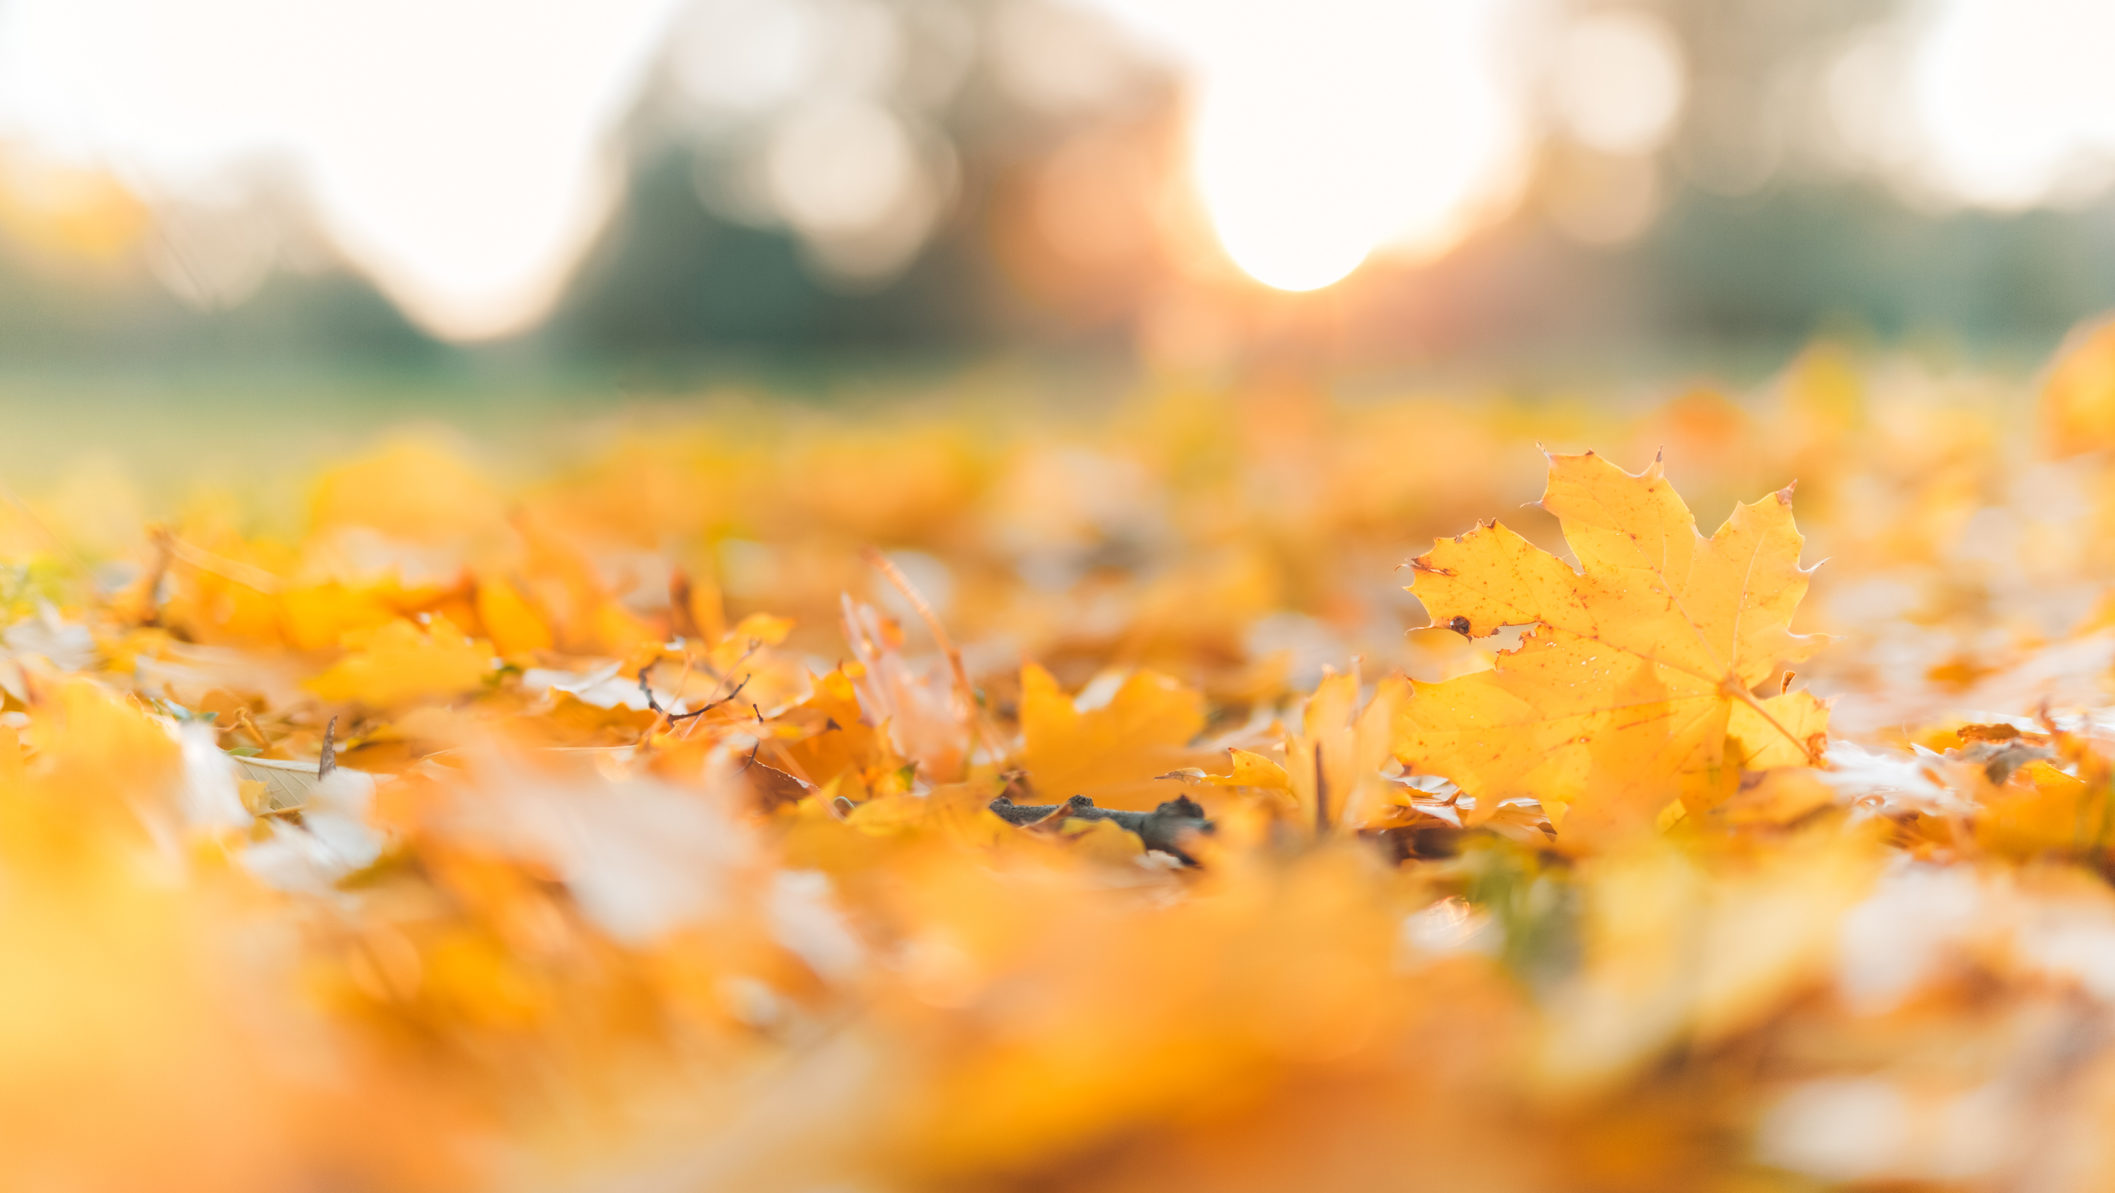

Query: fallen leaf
[1019,663,1206,809]
[306,616,496,709]
[1394,451,1828,839]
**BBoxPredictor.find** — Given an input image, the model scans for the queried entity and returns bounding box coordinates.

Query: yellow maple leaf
[306,615,496,708]
[1019,663,1205,809]
[1393,451,1828,838]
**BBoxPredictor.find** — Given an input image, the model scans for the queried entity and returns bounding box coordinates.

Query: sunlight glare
[0,0,683,340]
[1910,0,2115,209]
[1102,0,1526,292]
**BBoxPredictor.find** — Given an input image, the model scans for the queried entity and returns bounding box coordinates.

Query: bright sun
[1192,76,1380,291]
[1174,0,1526,293]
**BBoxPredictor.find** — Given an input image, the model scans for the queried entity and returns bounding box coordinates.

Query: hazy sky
[0,0,2107,342]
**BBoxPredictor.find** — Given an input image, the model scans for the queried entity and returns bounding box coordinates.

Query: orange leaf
[306,616,495,709]
[1019,663,1205,808]
[1394,451,1828,840]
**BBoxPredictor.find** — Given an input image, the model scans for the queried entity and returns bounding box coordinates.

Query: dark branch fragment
[989,793,1214,865]
[636,664,751,725]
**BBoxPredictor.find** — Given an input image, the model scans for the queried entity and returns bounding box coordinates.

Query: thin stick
[637,662,750,735]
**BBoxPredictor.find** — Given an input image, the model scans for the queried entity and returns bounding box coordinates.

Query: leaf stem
[1723,675,1822,766]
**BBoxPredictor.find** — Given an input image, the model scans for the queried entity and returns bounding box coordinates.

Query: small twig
[705,675,753,717]
[635,665,665,716]
[637,663,751,728]
[990,793,1214,865]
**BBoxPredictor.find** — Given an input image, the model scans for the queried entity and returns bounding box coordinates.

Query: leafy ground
[11,331,2115,1190]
